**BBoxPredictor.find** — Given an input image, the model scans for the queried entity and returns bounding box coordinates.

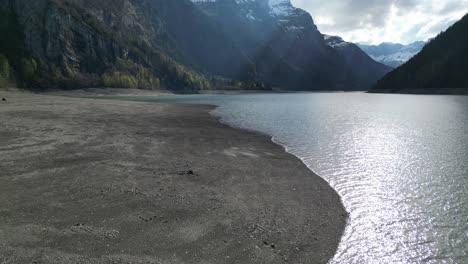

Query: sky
[291,0,468,45]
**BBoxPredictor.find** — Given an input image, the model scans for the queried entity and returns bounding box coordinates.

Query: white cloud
[291,0,468,44]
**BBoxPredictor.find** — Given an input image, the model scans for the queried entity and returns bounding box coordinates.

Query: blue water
[125,93,468,263]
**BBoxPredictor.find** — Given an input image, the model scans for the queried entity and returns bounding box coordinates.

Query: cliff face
[1,0,141,88]
[139,0,251,78]
[0,0,246,89]
[62,0,251,78]
[15,0,127,85]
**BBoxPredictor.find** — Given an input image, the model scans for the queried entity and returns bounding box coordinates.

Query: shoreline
[0,91,346,263]
[40,87,368,98]
[369,88,468,95]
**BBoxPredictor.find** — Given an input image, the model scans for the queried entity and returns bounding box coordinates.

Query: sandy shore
[0,91,346,264]
[43,87,295,97]
[43,88,176,97]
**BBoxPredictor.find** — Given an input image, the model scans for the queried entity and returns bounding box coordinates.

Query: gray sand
[0,91,347,264]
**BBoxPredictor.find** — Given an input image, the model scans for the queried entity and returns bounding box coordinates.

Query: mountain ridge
[372,13,468,94]
[1,0,391,91]
[358,41,427,68]
[0,0,227,90]
[323,35,393,88]
[192,0,391,90]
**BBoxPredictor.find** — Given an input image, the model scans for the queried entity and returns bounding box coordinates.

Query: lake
[118,92,468,263]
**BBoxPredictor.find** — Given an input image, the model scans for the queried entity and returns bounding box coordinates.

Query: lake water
[123,93,467,263]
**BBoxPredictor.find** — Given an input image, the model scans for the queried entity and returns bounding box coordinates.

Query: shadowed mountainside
[193,0,391,90]
[0,0,251,90]
[1,0,391,91]
[372,14,468,94]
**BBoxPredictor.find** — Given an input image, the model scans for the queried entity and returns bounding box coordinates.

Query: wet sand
[0,91,346,264]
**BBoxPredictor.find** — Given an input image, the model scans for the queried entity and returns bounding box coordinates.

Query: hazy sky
[291,0,468,44]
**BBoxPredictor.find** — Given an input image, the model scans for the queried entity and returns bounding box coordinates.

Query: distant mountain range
[0,0,391,91]
[373,13,468,94]
[358,41,427,68]
[323,35,392,86]
[192,0,391,90]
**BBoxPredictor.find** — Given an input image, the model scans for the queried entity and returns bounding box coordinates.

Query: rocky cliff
[0,0,246,90]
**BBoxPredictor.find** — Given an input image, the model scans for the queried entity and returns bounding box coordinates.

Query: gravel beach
[0,91,346,264]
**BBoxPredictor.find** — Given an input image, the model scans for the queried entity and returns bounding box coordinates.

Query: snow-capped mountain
[358,41,427,68]
[192,0,298,19]
[323,35,392,86]
[1,0,395,91]
[373,14,468,93]
[323,35,354,48]
[192,0,318,34]
[192,0,390,90]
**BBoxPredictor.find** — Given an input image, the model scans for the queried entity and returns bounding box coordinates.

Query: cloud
[291,0,468,44]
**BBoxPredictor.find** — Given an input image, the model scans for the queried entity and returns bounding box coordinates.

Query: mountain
[0,0,253,90]
[373,14,468,94]
[1,0,390,91]
[323,35,392,89]
[358,41,427,68]
[192,0,391,90]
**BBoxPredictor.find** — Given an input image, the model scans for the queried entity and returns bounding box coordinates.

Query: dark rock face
[107,0,251,78]
[1,0,246,89]
[16,0,126,80]
[0,0,134,88]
